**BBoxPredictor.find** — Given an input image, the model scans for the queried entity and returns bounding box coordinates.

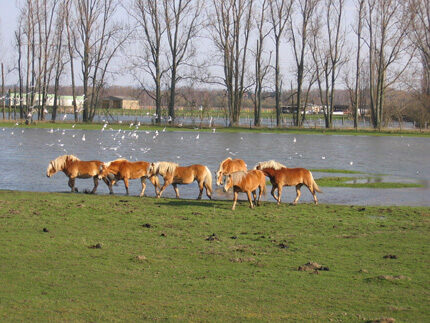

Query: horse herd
[46,155,321,210]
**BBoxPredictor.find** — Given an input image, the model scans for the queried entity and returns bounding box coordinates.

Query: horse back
[68,160,102,178]
[112,160,149,179]
[174,164,205,184]
[278,167,312,186]
[226,159,247,173]
[235,170,265,192]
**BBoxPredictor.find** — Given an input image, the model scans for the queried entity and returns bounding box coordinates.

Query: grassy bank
[1,120,429,137]
[0,190,429,321]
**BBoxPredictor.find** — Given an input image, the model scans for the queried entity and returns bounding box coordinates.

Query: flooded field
[0,126,429,205]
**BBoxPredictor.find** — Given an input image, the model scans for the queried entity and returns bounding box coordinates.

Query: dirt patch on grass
[298,262,329,272]
[377,275,410,281]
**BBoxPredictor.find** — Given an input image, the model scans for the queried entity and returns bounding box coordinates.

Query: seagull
[321,156,326,160]
[293,137,296,143]
[82,134,86,141]
[48,129,54,133]
[349,161,353,166]
[196,134,199,140]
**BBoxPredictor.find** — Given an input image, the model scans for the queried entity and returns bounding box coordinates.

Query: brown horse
[148,161,212,199]
[223,170,266,210]
[98,158,160,197]
[216,157,247,186]
[254,160,321,205]
[46,154,110,193]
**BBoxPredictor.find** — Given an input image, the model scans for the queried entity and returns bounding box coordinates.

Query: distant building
[7,93,84,108]
[101,96,141,110]
[333,105,350,115]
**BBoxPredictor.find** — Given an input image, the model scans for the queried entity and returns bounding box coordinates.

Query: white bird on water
[293,137,297,143]
[196,134,199,140]
[321,156,326,160]
[349,161,353,166]
[82,134,86,141]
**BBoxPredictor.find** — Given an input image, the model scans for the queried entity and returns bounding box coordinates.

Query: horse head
[46,161,55,177]
[97,163,110,180]
[148,162,158,176]
[223,174,233,192]
[216,170,224,186]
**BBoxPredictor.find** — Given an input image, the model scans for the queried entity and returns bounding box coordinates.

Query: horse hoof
[109,192,114,195]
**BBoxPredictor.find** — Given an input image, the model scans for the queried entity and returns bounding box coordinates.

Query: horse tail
[310,171,322,193]
[260,173,267,195]
[204,166,213,194]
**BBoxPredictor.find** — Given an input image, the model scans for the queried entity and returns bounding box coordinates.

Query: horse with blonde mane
[148,162,212,199]
[223,170,266,210]
[46,154,110,193]
[254,160,321,205]
[216,157,247,186]
[98,158,160,197]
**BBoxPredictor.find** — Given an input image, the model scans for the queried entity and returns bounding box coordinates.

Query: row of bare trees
[3,0,429,128]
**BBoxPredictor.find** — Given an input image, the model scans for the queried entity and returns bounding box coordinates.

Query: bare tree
[209,0,254,126]
[73,0,125,122]
[163,0,202,124]
[310,0,346,128]
[15,23,25,119]
[130,0,167,124]
[365,0,413,129]
[289,0,320,127]
[253,0,272,127]
[352,0,365,129]
[406,0,430,128]
[51,2,67,121]
[268,0,293,127]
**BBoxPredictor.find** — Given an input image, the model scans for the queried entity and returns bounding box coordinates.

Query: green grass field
[0,190,429,322]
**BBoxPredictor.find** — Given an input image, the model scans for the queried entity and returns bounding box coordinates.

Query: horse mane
[105,158,127,168]
[50,154,80,172]
[229,171,247,185]
[155,161,179,175]
[216,157,232,175]
[254,160,286,170]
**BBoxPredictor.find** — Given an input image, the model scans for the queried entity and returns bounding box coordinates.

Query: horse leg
[91,176,98,194]
[252,190,257,204]
[247,191,255,209]
[149,176,159,195]
[271,185,278,201]
[293,184,303,205]
[257,186,263,206]
[197,181,204,200]
[68,178,77,192]
[140,177,147,197]
[108,179,116,195]
[102,177,111,191]
[277,185,283,205]
[232,191,238,210]
[173,183,180,198]
[124,178,129,195]
[157,181,169,198]
[309,185,318,205]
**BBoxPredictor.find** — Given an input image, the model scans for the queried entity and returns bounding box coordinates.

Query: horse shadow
[157,199,219,208]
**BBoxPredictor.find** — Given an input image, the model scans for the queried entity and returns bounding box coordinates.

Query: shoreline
[1,120,429,137]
